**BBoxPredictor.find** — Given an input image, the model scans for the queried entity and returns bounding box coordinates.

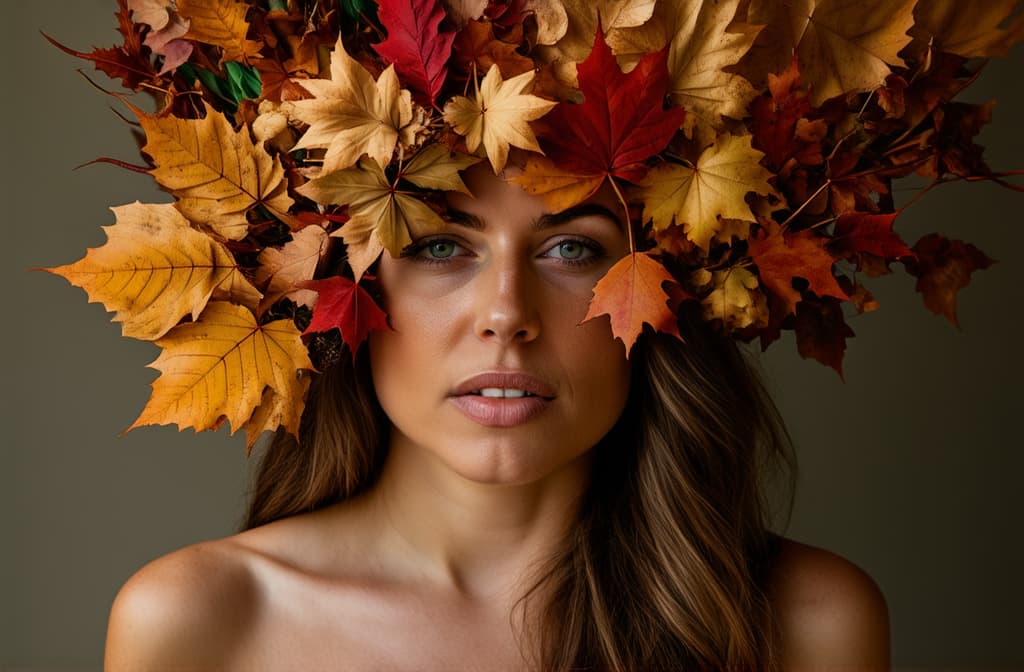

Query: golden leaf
[44,202,260,341]
[542,0,655,62]
[509,154,605,213]
[243,376,311,453]
[443,65,556,172]
[701,267,769,330]
[640,133,777,251]
[287,37,416,172]
[139,103,293,240]
[130,302,313,435]
[254,225,330,312]
[914,0,1024,58]
[177,0,262,63]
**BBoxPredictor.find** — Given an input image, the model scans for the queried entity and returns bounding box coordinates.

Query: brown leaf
[914,0,1024,58]
[177,0,263,63]
[700,266,769,331]
[904,233,994,326]
[794,296,854,379]
[254,225,330,312]
[748,219,848,315]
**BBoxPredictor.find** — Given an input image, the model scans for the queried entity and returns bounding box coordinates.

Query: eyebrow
[444,202,623,231]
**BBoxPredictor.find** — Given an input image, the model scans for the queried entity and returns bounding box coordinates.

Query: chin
[440,436,592,488]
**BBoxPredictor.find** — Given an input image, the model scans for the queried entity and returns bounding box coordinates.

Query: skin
[104,167,890,671]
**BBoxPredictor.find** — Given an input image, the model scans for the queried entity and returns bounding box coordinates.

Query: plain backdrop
[2,2,1022,670]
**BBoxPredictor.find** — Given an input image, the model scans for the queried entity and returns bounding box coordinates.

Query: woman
[103,163,888,670]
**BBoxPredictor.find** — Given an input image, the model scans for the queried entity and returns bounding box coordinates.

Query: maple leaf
[640,133,777,251]
[541,26,683,183]
[904,233,993,326]
[443,0,489,27]
[287,37,416,172]
[914,0,1024,58]
[43,202,261,340]
[129,302,313,435]
[749,58,827,172]
[452,19,535,81]
[443,65,556,173]
[827,212,914,264]
[243,376,311,452]
[302,276,391,359]
[700,266,769,331]
[793,296,855,378]
[138,102,294,240]
[741,0,916,106]
[748,219,848,315]
[177,0,263,63]
[298,146,477,265]
[540,0,656,65]
[374,0,456,107]
[254,225,330,313]
[582,252,681,355]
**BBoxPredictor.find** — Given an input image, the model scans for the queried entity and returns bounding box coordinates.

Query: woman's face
[369,165,632,486]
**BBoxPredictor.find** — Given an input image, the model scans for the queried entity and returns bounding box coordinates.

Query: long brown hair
[245,312,794,670]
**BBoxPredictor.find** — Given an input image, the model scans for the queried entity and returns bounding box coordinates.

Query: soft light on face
[368,165,632,486]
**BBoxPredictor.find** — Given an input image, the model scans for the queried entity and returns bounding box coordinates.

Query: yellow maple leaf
[243,376,311,453]
[701,267,769,330]
[443,65,556,173]
[177,0,262,63]
[914,0,1024,58]
[287,37,416,173]
[138,103,293,240]
[540,0,656,63]
[130,301,313,435]
[743,0,916,106]
[640,133,777,251]
[254,225,330,313]
[43,202,261,341]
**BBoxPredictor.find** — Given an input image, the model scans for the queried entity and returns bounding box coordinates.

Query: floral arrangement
[45,0,1023,448]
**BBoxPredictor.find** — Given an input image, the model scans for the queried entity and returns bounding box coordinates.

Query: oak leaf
[129,301,313,435]
[904,233,993,326]
[44,202,261,341]
[583,252,681,355]
[288,37,416,172]
[701,266,769,331]
[914,0,1024,58]
[302,276,391,360]
[748,219,848,315]
[177,0,263,63]
[138,103,294,240]
[443,65,556,172]
[374,0,456,106]
[640,133,777,251]
[254,225,330,312]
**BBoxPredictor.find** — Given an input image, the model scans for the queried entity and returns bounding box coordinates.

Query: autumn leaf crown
[46,0,1023,448]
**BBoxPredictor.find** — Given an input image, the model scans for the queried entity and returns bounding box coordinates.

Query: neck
[362,431,590,602]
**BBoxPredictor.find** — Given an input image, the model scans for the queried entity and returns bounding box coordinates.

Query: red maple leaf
[748,219,848,315]
[583,252,682,356]
[537,25,684,189]
[374,0,455,107]
[302,276,391,359]
[903,233,993,326]
[749,57,825,172]
[828,212,914,263]
[794,297,855,380]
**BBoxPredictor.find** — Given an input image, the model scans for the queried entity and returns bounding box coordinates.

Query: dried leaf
[177,0,263,63]
[43,202,260,340]
[701,266,769,331]
[748,219,848,315]
[914,0,1024,58]
[374,0,456,106]
[904,233,994,326]
[794,296,854,378]
[254,225,330,312]
[243,376,311,452]
[302,276,391,359]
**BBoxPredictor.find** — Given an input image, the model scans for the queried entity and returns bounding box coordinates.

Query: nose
[473,254,540,344]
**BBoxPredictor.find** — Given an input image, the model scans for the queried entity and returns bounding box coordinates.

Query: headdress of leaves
[43,0,1024,449]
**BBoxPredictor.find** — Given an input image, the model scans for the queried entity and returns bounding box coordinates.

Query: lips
[448,371,556,427]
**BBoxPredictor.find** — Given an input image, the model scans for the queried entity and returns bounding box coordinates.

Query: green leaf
[225,61,262,101]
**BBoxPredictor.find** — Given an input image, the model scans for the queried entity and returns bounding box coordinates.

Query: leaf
[700,266,769,331]
[451,19,536,81]
[640,133,777,251]
[827,212,914,263]
[129,302,314,435]
[287,36,416,172]
[509,154,608,213]
[914,0,1024,58]
[904,233,994,326]
[443,64,556,172]
[794,296,854,378]
[749,57,826,171]
[374,0,456,106]
[243,375,311,452]
[254,225,330,312]
[302,276,391,359]
[742,0,916,106]
[129,0,194,74]
[138,102,294,240]
[397,143,481,191]
[43,202,260,340]
[535,25,684,197]
[748,219,848,315]
[297,156,452,262]
[177,0,263,63]
[582,252,681,355]
[540,0,656,64]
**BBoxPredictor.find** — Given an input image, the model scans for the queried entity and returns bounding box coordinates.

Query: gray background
[3,2,1022,670]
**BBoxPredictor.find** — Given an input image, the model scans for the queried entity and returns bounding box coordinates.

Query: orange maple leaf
[748,219,848,315]
[177,0,263,63]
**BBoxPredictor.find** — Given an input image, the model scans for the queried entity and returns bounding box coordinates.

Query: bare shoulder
[104,536,259,671]
[767,537,890,671]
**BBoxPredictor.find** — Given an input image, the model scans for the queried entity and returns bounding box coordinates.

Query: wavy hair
[244,313,794,670]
